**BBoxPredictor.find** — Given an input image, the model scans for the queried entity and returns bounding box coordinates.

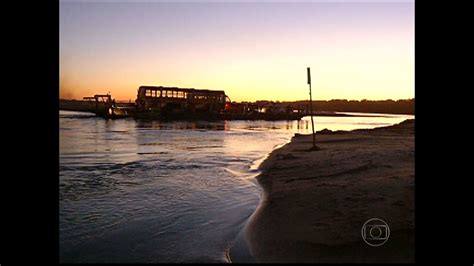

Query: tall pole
[307,67,316,149]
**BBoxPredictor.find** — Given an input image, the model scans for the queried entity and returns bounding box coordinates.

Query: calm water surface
[59,111,413,263]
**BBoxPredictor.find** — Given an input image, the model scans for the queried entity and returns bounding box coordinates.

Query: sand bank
[244,119,414,263]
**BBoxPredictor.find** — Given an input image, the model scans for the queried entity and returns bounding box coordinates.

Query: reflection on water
[59,111,413,263]
[300,112,414,131]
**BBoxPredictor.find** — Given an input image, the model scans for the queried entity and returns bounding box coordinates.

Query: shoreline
[231,119,414,263]
[227,142,288,263]
[59,109,411,120]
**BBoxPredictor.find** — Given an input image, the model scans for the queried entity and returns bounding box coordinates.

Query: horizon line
[60,97,415,102]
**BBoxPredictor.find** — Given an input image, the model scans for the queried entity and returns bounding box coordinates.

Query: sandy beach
[244,119,414,263]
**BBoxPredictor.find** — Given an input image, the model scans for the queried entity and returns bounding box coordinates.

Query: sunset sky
[60,0,414,102]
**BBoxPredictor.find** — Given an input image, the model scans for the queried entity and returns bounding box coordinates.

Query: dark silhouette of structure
[307,67,319,151]
[60,85,304,120]
[135,86,229,116]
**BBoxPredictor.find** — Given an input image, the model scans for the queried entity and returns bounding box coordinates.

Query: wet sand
[244,119,414,263]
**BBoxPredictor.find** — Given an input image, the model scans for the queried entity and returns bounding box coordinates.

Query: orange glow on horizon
[60,2,414,102]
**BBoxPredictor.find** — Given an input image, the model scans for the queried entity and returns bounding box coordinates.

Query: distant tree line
[271,99,414,115]
[61,98,415,115]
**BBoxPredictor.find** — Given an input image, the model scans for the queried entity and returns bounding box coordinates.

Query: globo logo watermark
[361,218,390,246]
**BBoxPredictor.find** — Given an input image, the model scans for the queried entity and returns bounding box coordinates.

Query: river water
[59,110,413,263]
